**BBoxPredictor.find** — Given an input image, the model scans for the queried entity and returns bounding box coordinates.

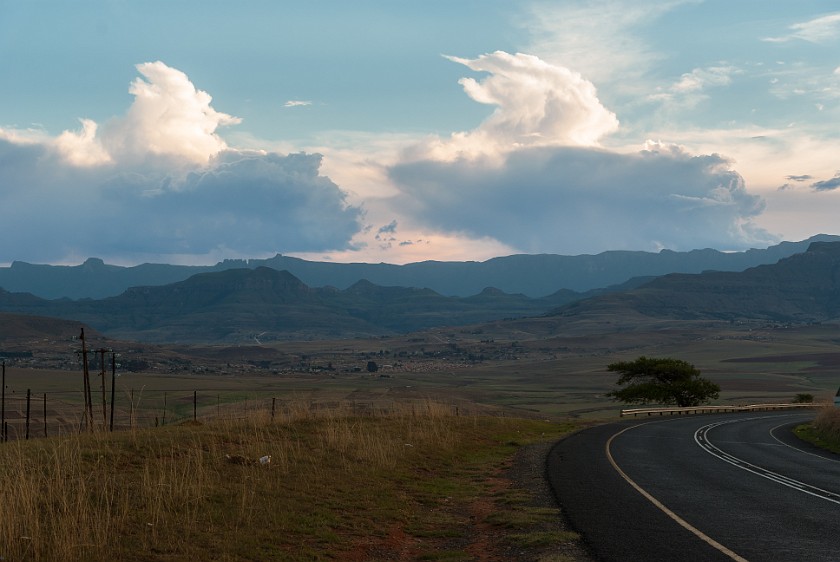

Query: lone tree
[606,356,720,407]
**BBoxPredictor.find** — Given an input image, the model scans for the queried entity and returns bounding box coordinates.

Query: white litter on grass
[259,455,271,465]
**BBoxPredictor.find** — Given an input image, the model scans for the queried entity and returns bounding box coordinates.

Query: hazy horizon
[0,232,836,270]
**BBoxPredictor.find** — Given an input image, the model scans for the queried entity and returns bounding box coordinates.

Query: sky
[1,0,839,266]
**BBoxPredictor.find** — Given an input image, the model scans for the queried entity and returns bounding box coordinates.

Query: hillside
[1,235,837,299]
[550,241,840,325]
[2,241,840,345]
[0,268,582,343]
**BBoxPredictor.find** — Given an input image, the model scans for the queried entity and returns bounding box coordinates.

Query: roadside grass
[0,402,581,561]
[795,405,840,454]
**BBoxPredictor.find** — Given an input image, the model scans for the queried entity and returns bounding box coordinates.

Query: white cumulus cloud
[419,52,618,160]
[105,61,242,164]
[37,61,242,168]
[0,62,363,264]
[53,118,111,167]
[387,53,774,255]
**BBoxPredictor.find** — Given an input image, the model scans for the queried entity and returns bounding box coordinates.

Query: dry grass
[0,401,577,561]
[794,405,840,454]
[813,405,840,432]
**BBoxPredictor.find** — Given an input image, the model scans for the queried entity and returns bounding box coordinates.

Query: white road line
[694,416,840,505]
[768,420,840,462]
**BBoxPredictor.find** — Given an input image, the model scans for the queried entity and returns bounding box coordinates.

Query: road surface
[548,411,840,561]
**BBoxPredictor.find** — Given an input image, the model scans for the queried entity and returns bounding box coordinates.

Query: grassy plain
[0,403,582,561]
[2,320,840,560]
[3,322,840,434]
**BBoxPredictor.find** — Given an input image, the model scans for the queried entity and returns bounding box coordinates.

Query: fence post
[271,397,276,421]
[43,393,47,438]
[194,390,197,421]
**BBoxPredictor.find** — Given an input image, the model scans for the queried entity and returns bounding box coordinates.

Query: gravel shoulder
[505,438,597,561]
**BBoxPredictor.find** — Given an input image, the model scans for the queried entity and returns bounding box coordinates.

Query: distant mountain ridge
[2,241,840,344]
[550,241,840,325]
[0,267,582,343]
[2,234,838,299]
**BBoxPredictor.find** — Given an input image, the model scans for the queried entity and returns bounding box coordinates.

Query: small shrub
[793,393,814,403]
[813,406,840,435]
[797,406,840,453]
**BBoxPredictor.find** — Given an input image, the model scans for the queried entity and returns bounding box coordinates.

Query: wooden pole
[271,397,276,421]
[43,393,47,438]
[1,361,5,442]
[193,390,197,421]
[109,353,116,432]
[99,349,108,427]
[162,392,167,426]
[25,388,31,440]
[80,329,93,429]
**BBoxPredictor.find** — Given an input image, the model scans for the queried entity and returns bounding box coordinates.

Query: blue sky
[1,1,839,265]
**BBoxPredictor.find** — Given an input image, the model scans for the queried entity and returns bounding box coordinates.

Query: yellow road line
[606,424,749,562]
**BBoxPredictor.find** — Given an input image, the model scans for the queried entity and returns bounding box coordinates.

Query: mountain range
[550,240,840,326]
[0,238,839,344]
[2,234,838,299]
[0,267,586,343]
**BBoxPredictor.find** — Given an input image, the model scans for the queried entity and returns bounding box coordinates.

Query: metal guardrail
[620,403,824,417]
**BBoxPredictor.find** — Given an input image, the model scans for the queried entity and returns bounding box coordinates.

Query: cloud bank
[389,52,775,255]
[391,143,771,254]
[0,62,362,264]
[0,51,782,265]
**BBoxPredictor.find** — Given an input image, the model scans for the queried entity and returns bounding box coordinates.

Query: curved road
[548,411,840,561]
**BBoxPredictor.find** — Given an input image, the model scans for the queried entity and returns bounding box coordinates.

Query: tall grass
[793,405,840,454]
[813,405,840,431]
[0,400,560,561]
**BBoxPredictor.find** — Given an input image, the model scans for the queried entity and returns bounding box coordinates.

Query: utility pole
[79,329,93,429]
[96,348,110,428]
[1,361,5,443]
[25,388,31,440]
[109,353,116,432]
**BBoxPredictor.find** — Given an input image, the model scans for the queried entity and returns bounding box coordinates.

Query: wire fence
[0,383,475,443]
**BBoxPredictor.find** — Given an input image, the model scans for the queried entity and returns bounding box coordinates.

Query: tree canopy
[606,356,720,407]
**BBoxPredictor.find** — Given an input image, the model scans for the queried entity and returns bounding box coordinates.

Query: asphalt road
[548,411,840,562]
